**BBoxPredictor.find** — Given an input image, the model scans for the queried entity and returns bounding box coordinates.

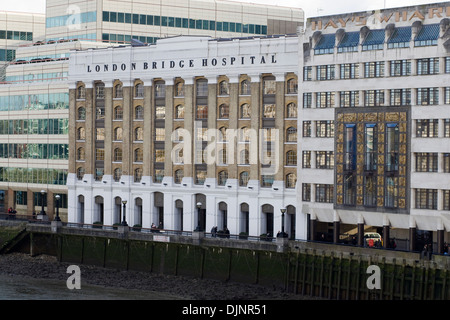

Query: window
[386,123,399,172]
[261,175,274,188]
[445,88,450,105]
[218,104,229,119]
[316,92,335,108]
[365,124,377,171]
[77,107,86,120]
[175,105,185,119]
[446,57,450,74]
[364,176,377,207]
[77,148,85,161]
[390,60,411,77]
[155,149,165,163]
[196,105,208,119]
[286,127,297,142]
[417,58,439,75]
[344,124,356,171]
[96,106,105,120]
[96,128,105,141]
[240,80,251,95]
[303,67,312,81]
[114,106,123,120]
[444,154,450,173]
[174,169,184,184]
[175,82,184,97]
[196,79,208,97]
[340,91,359,108]
[417,88,439,106]
[416,119,438,138]
[343,173,356,205]
[134,148,143,162]
[415,153,438,172]
[316,151,334,169]
[302,184,311,202]
[219,81,229,96]
[135,83,144,98]
[390,89,411,106]
[364,62,384,78]
[444,190,450,211]
[317,65,335,81]
[240,104,251,119]
[303,121,311,137]
[95,148,105,161]
[218,171,228,186]
[134,168,143,183]
[76,167,85,180]
[445,119,450,138]
[155,106,165,119]
[155,82,165,98]
[95,83,105,99]
[77,127,85,140]
[95,168,104,181]
[286,103,297,118]
[385,177,398,208]
[263,77,276,95]
[134,127,143,141]
[315,184,333,203]
[303,93,312,109]
[302,151,311,168]
[239,149,249,165]
[365,90,384,107]
[135,106,144,120]
[77,86,86,99]
[287,79,298,94]
[239,171,249,187]
[114,148,122,162]
[263,104,275,118]
[286,173,297,189]
[286,151,297,166]
[114,84,123,98]
[316,121,334,138]
[114,168,122,182]
[195,169,206,185]
[340,64,359,79]
[415,189,437,210]
[114,127,123,141]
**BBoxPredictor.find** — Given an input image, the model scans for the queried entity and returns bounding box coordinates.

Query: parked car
[364,232,383,247]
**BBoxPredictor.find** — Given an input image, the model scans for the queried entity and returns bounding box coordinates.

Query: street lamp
[121,200,128,226]
[195,202,202,231]
[40,189,46,216]
[279,208,288,238]
[54,194,61,221]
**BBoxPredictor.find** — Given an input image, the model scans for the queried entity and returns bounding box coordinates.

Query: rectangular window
[385,177,398,208]
[316,92,335,108]
[340,91,360,107]
[386,123,399,172]
[444,154,450,173]
[303,93,312,108]
[415,153,438,172]
[303,121,311,137]
[340,63,359,79]
[263,104,276,118]
[417,88,439,105]
[444,190,450,211]
[445,88,450,105]
[416,119,439,138]
[302,184,311,202]
[390,89,411,106]
[315,184,334,203]
[417,58,439,75]
[344,124,356,171]
[316,151,334,169]
[95,148,105,161]
[415,189,437,210]
[316,121,335,138]
[446,57,450,73]
[261,175,274,188]
[263,78,276,95]
[365,90,384,107]
[365,124,377,171]
[316,65,335,81]
[445,119,450,138]
[343,173,356,205]
[196,105,208,119]
[303,66,312,81]
[364,176,377,207]
[390,60,411,76]
[364,62,384,78]
[302,151,311,168]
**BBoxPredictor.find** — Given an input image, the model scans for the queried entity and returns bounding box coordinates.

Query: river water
[0,274,185,300]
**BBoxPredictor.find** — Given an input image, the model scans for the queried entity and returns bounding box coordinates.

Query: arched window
[219,80,229,96]
[239,149,249,165]
[240,103,251,119]
[77,147,85,161]
[95,82,105,99]
[240,80,251,95]
[114,168,122,182]
[287,103,297,118]
[135,83,144,98]
[114,148,122,162]
[174,169,184,184]
[134,168,143,182]
[175,105,184,119]
[77,107,86,120]
[218,148,227,165]
[134,127,143,141]
[218,171,228,186]
[77,85,86,99]
[175,81,184,97]
[114,83,123,98]
[239,127,250,142]
[134,148,143,162]
[287,78,298,94]
[218,104,229,119]
[286,150,297,166]
[239,171,249,187]
[218,127,228,142]
[135,106,144,120]
[286,127,297,142]
[286,173,297,189]
[114,127,123,141]
[114,106,123,120]
[76,167,85,180]
[77,127,85,140]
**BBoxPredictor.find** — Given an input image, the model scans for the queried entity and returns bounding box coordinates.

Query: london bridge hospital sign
[310,5,450,31]
[86,54,279,74]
